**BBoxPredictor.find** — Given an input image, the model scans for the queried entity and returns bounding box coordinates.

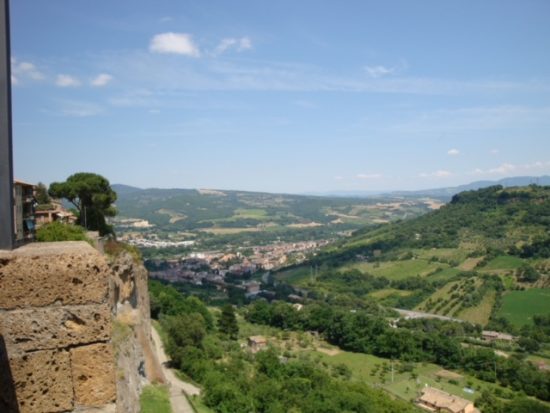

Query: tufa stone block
[71,343,116,407]
[8,349,73,413]
[0,304,111,352]
[0,241,111,309]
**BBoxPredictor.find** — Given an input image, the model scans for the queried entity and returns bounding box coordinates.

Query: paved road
[151,327,201,413]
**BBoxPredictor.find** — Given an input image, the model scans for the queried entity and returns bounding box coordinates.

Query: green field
[497,288,550,327]
[482,255,524,271]
[349,259,446,280]
[140,384,172,413]
[309,349,512,403]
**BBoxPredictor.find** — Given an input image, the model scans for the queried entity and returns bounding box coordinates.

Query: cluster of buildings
[147,239,327,285]
[246,240,329,270]
[12,180,76,245]
[124,237,196,249]
[148,254,265,294]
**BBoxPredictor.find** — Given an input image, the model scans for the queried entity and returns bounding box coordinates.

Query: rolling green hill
[277,185,550,328]
[112,185,442,249]
[113,186,439,230]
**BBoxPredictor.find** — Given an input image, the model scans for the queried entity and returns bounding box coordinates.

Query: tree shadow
[0,334,19,412]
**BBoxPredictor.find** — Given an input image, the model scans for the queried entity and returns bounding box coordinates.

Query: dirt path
[151,327,201,413]
[394,308,463,323]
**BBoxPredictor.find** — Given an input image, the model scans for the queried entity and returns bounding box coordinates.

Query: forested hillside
[277,185,550,330]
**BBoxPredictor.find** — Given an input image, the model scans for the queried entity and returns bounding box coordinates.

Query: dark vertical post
[0,0,13,250]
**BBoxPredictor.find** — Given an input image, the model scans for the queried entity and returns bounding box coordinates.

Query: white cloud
[488,163,516,174]
[214,37,253,55]
[238,37,252,51]
[56,74,81,87]
[47,100,103,117]
[472,161,550,176]
[149,32,200,57]
[447,148,460,156]
[11,58,44,84]
[419,170,452,178]
[108,89,158,108]
[91,73,113,87]
[334,176,344,181]
[364,65,394,78]
[490,149,499,155]
[357,173,382,179]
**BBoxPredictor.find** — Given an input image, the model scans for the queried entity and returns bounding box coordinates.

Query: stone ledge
[0,304,111,353]
[0,241,110,309]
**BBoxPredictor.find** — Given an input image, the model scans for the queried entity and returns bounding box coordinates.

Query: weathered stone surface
[78,403,116,413]
[8,349,73,413]
[0,304,111,352]
[0,242,111,309]
[72,343,116,407]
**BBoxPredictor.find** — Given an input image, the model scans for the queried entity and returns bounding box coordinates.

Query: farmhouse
[417,387,478,413]
[247,335,267,353]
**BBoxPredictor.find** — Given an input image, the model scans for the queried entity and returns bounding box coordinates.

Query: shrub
[36,221,89,242]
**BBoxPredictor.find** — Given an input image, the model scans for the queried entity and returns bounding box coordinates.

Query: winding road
[151,327,201,413]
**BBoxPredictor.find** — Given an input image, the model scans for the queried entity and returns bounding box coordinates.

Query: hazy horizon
[109,174,549,196]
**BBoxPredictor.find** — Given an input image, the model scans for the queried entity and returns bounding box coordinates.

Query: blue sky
[10,0,550,193]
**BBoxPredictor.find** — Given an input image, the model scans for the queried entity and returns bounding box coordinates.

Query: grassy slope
[482,255,524,271]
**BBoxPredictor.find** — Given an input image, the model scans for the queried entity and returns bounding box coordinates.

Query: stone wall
[0,242,117,413]
[110,251,164,413]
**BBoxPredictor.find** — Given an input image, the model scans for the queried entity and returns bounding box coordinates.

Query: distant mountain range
[312,175,550,200]
[112,176,550,205]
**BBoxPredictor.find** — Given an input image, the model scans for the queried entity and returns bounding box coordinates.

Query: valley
[120,183,550,412]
